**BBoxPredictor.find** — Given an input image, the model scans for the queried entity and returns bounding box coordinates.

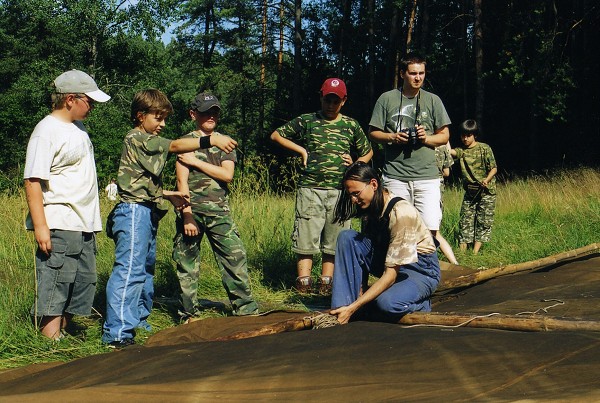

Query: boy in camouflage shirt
[172,93,258,318]
[270,78,373,295]
[451,119,498,255]
[102,89,238,348]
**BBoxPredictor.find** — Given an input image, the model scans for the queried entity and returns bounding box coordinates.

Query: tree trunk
[474,0,484,126]
[293,0,302,114]
[419,0,429,55]
[276,0,285,105]
[405,0,418,52]
[388,6,400,89]
[338,0,351,77]
[367,0,374,104]
[259,0,267,138]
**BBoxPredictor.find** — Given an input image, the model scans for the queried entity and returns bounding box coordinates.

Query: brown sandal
[294,276,313,294]
[317,276,332,296]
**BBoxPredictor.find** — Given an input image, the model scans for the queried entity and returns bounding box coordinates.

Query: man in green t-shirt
[368,53,452,258]
[271,78,373,295]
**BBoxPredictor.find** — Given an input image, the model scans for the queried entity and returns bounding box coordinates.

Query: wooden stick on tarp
[213,316,315,341]
[398,311,600,332]
[438,243,600,292]
[212,309,600,342]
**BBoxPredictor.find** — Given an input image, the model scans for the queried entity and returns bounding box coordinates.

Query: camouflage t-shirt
[181,132,235,215]
[117,128,173,204]
[276,112,372,189]
[385,197,437,267]
[435,144,453,179]
[454,142,497,195]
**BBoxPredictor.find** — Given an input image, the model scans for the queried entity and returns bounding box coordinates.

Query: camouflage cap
[191,93,221,112]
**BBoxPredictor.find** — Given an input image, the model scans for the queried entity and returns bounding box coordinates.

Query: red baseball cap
[320,78,347,98]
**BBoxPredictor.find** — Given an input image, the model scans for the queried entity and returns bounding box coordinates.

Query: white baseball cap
[53,69,111,102]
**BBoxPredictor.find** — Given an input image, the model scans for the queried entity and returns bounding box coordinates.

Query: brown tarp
[1,253,599,402]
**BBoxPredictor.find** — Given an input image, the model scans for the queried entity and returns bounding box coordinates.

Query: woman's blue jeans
[331,229,440,320]
[102,203,157,343]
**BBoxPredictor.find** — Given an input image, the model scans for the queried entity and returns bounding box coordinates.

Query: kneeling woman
[330,162,441,324]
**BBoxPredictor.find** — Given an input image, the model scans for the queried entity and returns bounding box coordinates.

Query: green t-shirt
[181,131,235,215]
[369,88,451,181]
[117,128,172,204]
[276,112,372,189]
[454,142,497,194]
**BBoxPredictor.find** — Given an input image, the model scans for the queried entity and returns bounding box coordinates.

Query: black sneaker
[106,338,136,349]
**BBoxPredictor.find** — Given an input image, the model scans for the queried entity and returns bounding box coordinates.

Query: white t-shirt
[24,115,101,232]
[105,183,118,201]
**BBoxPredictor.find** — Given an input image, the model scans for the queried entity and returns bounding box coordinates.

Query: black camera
[402,127,418,146]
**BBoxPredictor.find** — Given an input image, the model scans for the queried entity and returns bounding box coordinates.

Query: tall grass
[0,166,598,369]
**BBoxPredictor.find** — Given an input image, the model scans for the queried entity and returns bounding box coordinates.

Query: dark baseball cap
[191,93,221,112]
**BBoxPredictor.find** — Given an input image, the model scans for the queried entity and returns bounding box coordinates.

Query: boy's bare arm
[169,136,238,154]
[482,167,498,187]
[270,131,308,167]
[174,159,199,237]
[178,153,235,183]
[357,149,374,163]
[24,178,51,255]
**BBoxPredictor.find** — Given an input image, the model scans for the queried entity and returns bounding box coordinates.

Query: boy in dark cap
[172,92,258,319]
[270,78,373,295]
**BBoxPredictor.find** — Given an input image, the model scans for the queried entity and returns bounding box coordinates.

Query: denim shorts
[31,229,97,317]
[291,187,350,255]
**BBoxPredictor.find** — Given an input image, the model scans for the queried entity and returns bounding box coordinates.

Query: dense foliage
[0,0,598,192]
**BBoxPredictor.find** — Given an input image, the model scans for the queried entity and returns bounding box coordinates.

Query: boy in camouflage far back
[451,119,498,255]
[172,93,258,319]
[270,78,373,295]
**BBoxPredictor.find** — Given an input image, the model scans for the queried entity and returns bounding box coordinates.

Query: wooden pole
[438,243,599,292]
[398,311,600,332]
[214,316,314,341]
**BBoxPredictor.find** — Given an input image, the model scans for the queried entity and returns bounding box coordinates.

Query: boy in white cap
[270,78,373,295]
[24,69,110,340]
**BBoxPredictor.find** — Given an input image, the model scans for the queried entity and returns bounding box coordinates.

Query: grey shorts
[31,230,97,317]
[291,187,350,255]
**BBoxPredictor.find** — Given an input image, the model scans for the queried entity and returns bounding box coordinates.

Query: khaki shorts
[291,187,350,255]
[31,230,97,317]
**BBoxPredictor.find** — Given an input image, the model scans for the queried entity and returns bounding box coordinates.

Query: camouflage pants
[459,191,496,244]
[172,212,258,317]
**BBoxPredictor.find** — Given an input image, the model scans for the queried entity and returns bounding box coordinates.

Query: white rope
[515,299,565,315]
[401,312,502,329]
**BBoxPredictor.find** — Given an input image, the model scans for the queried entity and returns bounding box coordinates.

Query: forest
[0,0,598,192]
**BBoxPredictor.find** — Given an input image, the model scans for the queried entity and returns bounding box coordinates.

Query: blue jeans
[102,203,157,343]
[331,230,440,320]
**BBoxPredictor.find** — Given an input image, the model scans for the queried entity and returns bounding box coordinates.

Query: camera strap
[395,88,421,132]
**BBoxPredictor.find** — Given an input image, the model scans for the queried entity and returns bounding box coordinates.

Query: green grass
[1,167,599,369]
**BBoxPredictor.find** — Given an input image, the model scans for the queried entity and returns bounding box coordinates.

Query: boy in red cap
[270,78,373,295]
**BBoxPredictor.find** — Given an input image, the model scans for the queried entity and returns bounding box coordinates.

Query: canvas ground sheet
[1,253,599,402]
